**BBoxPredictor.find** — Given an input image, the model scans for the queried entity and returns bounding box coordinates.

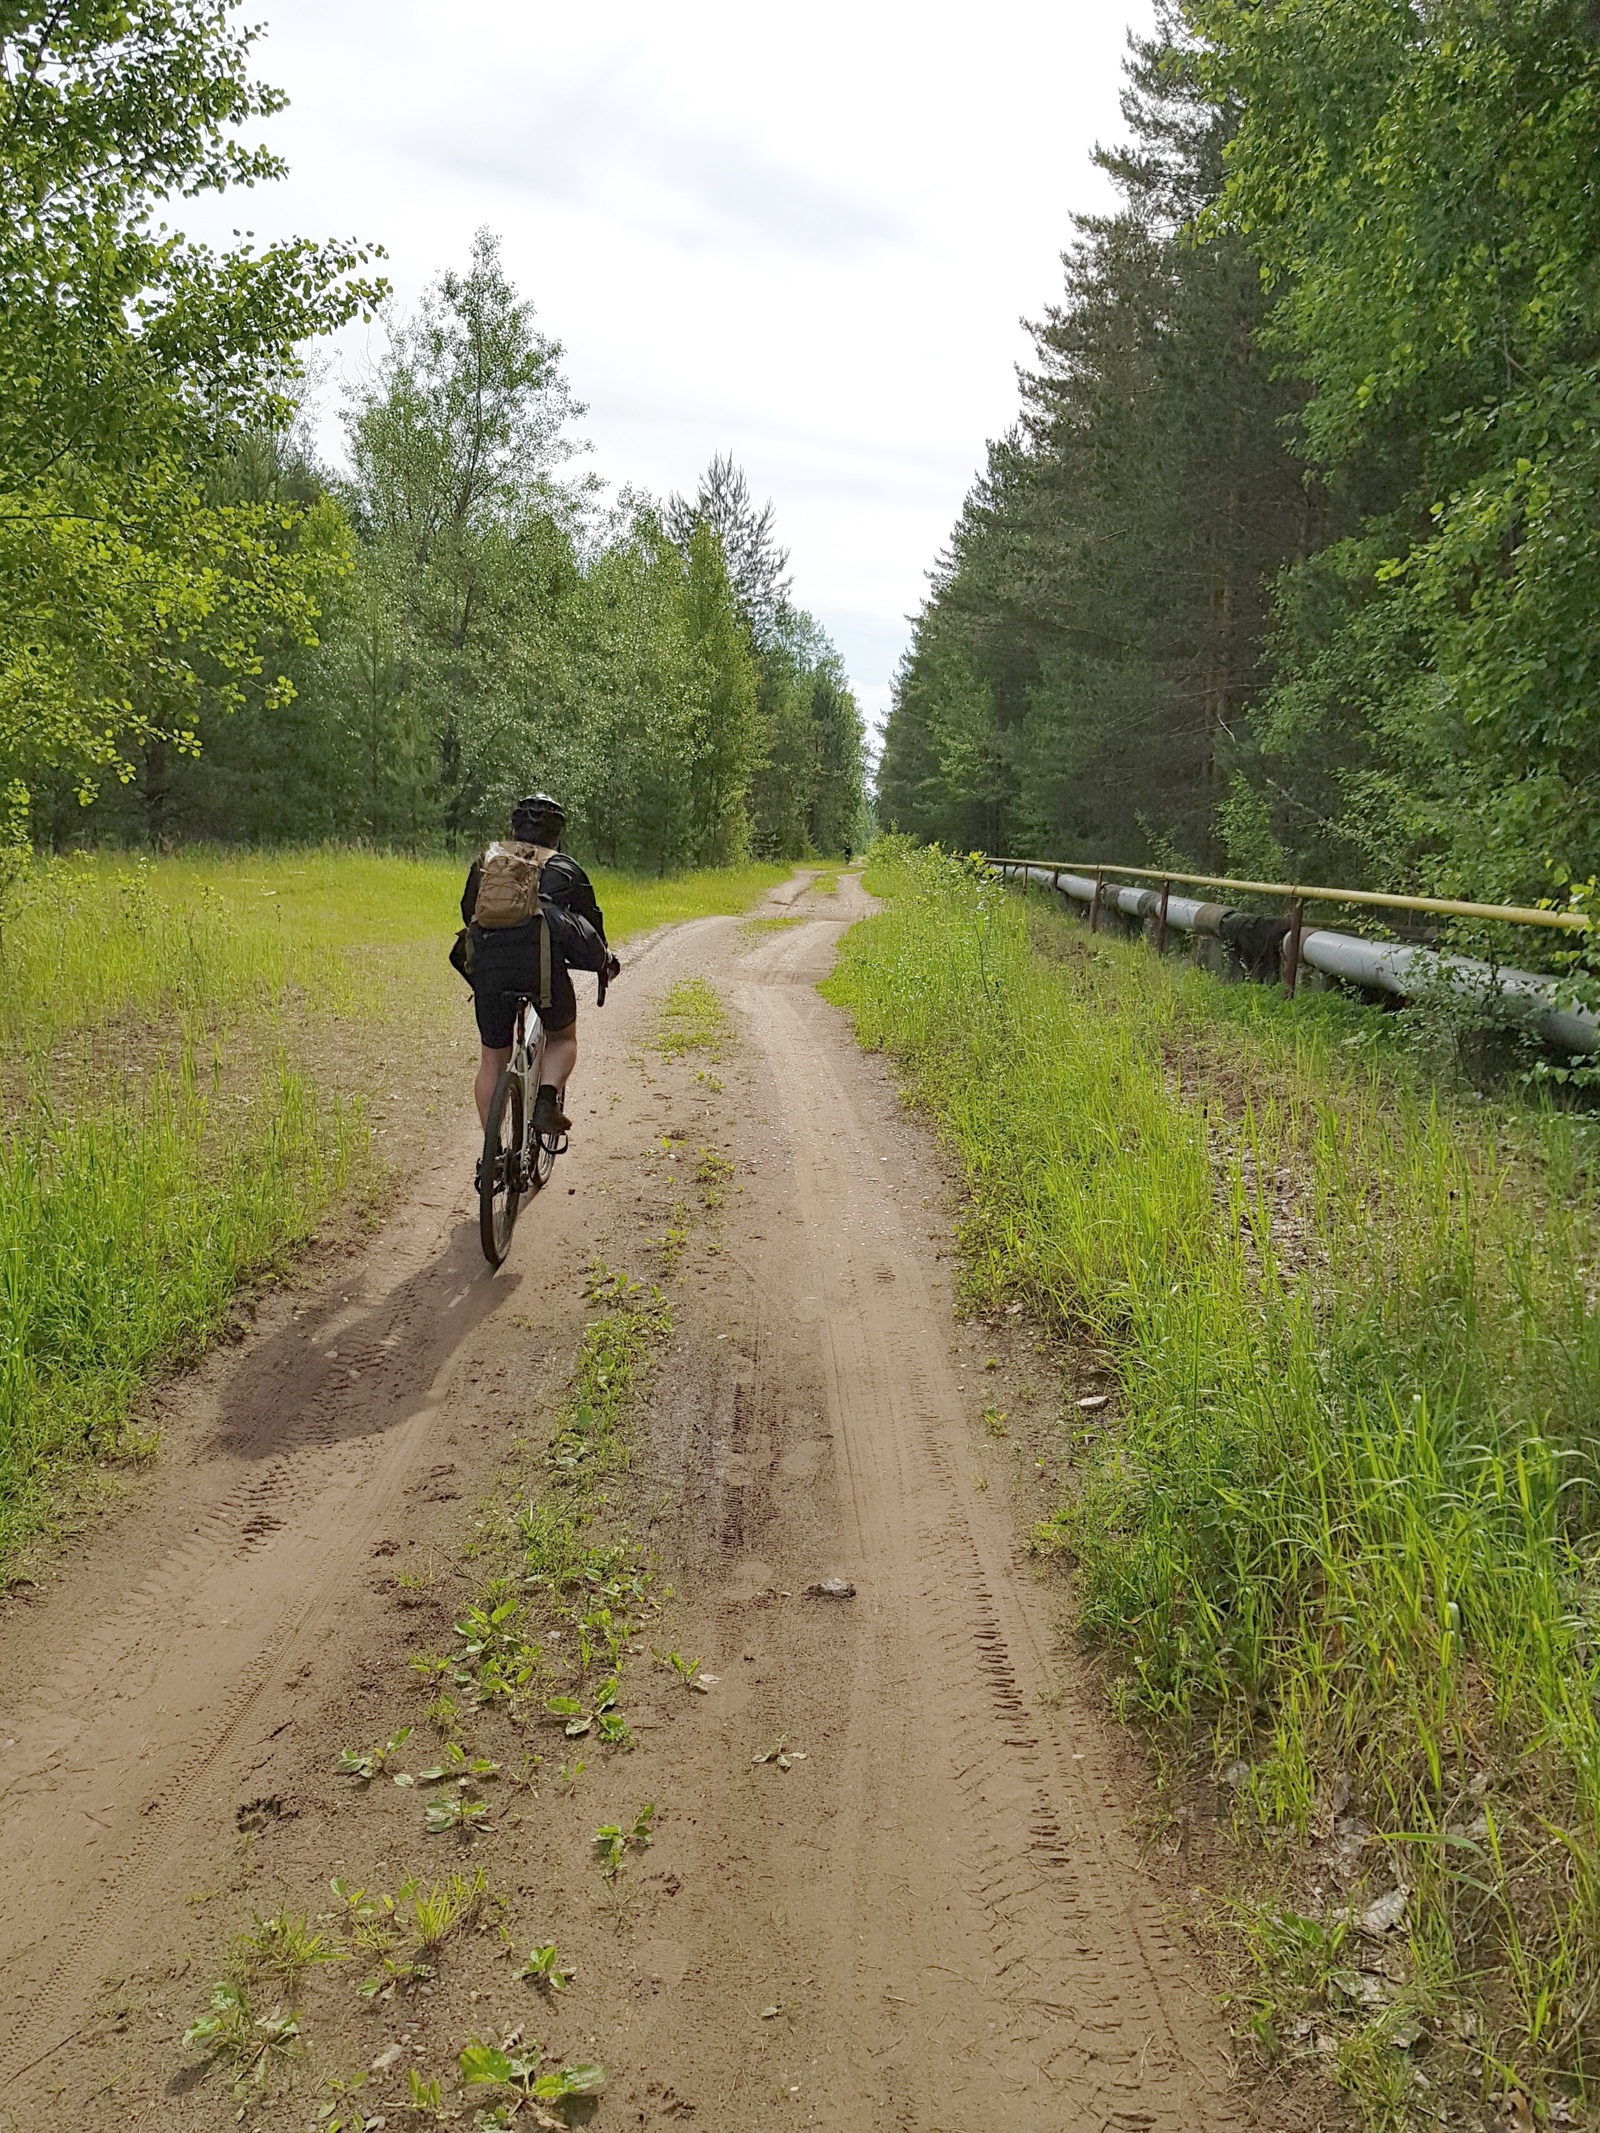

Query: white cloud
[409,69,913,259]
[179,0,1154,706]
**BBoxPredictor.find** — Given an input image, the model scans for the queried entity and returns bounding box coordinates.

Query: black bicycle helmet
[512,791,566,843]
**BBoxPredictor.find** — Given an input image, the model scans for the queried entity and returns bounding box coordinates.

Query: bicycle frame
[510,995,545,1127]
[479,994,565,1267]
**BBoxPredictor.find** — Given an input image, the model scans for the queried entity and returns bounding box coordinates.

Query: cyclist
[460,793,616,1140]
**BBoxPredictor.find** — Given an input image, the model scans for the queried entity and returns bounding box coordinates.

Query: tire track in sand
[0,921,696,2096]
[722,888,1239,2130]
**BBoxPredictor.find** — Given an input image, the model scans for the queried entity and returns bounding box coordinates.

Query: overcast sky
[186,0,1154,736]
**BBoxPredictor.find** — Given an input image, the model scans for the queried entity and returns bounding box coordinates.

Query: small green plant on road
[592,1801,655,1882]
[410,1869,493,1960]
[182,1981,301,2101]
[337,1727,413,1782]
[459,2039,605,2121]
[400,2066,451,2117]
[467,2030,610,2115]
[516,1942,573,1992]
[651,976,729,1060]
[236,1910,347,1994]
[425,1792,492,1837]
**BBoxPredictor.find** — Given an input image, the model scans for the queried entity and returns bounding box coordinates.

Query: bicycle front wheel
[479,1070,524,1267]
[527,1127,557,1193]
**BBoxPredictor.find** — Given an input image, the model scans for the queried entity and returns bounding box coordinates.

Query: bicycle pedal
[551,1133,570,1156]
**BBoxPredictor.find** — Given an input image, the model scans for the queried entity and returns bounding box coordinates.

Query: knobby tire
[480,1069,524,1268]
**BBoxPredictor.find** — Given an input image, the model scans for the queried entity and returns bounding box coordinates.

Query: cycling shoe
[531,1084,571,1138]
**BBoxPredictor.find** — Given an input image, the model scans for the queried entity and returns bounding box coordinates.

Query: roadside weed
[752,1736,806,1771]
[332,1879,410,1960]
[417,1740,500,1783]
[449,1593,539,1710]
[543,1265,672,1484]
[316,2068,379,2131]
[422,1324,666,1756]
[591,1824,627,1881]
[546,1674,620,1738]
[400,2066,450,2116]
[395,1553,440,1597]
[425,1793,492,1838]
[453,1596,523,1664]
[117,1415,163,1465]
[648,1213,691,1270]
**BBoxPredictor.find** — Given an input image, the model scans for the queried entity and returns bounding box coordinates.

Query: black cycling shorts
[469,920,577,1047]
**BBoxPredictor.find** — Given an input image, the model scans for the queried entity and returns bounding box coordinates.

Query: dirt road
[0,872,1244,2130]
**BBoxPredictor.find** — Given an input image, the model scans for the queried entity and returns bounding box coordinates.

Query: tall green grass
[826,844,1600,2123]
[0,846,787,1569]
[0,848,790,1056]
[0,1061,353,1559]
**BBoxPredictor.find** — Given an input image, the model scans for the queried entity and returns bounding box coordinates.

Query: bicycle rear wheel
[479,1069,524,1267]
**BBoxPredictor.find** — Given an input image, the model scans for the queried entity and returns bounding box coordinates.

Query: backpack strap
[539,913,552,1014]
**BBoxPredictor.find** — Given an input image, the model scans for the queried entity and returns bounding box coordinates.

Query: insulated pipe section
[1299,931,1599,1053]
[1014,868,1238,938]
[1002,864,1598,1053]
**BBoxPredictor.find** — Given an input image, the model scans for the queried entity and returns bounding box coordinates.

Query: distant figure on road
[458,792,617,1139]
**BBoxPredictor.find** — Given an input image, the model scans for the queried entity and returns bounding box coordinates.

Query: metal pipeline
[1000,863,1599,1054]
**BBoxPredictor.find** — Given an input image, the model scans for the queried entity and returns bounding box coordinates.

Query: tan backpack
[471,840,554,930]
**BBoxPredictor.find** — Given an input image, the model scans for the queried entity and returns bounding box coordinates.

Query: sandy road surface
[0,871,1243,2130]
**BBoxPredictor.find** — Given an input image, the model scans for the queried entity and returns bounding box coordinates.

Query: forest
[0,10,863,872]
[879,0,1600,915]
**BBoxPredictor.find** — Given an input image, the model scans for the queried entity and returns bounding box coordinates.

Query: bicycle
[478,992,566,1267]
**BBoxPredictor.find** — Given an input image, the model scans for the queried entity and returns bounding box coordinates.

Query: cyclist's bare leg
[475,1044,511,1129]
[541,1024,577,1099]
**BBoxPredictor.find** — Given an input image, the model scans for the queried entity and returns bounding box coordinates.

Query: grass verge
[0,1059,357,1565]
[824,842,1600,2130]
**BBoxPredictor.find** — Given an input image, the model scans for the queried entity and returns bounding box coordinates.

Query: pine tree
[880,18,1309,865]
